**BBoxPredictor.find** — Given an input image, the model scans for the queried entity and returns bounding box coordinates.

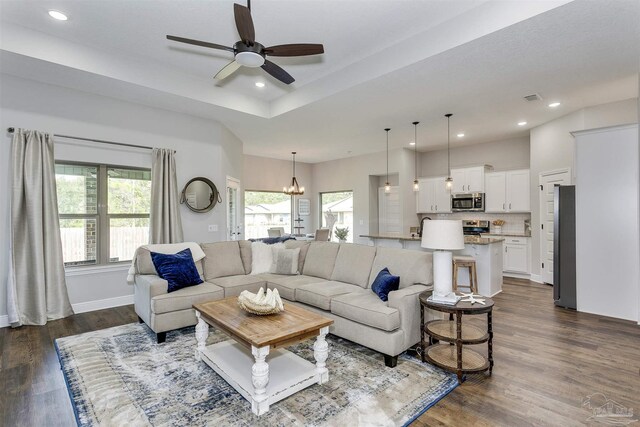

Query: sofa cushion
[151,282,224,314]
[331,243,376,288]
[201,241,245,280]
[331,292,401,332]
[262,274,328,301]
[284,240,310,273]
[368,247,433,289]
[296,281,367,311]
[136,247,204,278]
[208,275,267,297]
[302,242,340,279]
[239,240,253,274]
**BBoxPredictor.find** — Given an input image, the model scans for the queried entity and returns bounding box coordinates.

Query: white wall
[419,136,530,176]
[243,154,314,235]
[529,98,638,280]
[575,124,639,322]
[311,148,418,243]
[0,74,243,319]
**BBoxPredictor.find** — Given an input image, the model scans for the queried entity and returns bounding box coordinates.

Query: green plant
[334,227,349,241]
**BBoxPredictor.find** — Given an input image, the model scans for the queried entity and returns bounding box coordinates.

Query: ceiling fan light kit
[166,2,324,85]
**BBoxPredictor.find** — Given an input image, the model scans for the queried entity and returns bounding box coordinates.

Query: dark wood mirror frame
[180,177,221,213]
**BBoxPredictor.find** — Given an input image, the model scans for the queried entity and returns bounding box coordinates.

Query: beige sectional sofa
[134,240,433,367]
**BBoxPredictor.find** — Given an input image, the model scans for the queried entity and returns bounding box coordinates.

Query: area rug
[55,323,457,426]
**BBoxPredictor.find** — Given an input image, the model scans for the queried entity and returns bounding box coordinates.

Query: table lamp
[421,220,465,297]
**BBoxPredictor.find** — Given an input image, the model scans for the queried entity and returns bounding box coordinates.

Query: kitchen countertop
[481,232,531,238]
[360,234,505,245]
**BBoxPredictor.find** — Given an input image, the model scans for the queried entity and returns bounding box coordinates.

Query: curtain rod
[7,127,154,151]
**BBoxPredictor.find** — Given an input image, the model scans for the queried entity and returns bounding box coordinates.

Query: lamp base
[433,250,453,297]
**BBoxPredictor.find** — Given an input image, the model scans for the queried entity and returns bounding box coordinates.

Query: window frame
[56,161,151,268]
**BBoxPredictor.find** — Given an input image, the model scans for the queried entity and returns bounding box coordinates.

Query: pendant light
[283,151,305,195]
[444,114,453,191]
[384,128,391,194]
[412,121,420,191]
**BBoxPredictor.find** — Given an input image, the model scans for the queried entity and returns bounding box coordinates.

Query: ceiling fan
[166,0,324,85]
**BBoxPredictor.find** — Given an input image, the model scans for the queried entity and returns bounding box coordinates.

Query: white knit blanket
[126,242,206,285]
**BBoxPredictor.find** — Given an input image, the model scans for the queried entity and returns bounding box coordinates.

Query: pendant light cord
[385,128,390,184]
[413,122,419,181]
[445,114,452,176]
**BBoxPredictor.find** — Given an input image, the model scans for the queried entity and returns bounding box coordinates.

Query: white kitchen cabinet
[485,169,530,212]
[415,177,451,213]
[450,166,490,194]
[503,237,530,274]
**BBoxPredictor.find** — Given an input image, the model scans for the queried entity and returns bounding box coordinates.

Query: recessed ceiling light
[409,141,415,146]
[518,121,527,126]
[548,102,561,108]
[48,10,68,21]
[457,133,465,138]
[255,82,265,88]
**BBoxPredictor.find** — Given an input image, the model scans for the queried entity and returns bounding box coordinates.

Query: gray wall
[529,98,638,279]
[419,136,530,177]
[0,74,244,318]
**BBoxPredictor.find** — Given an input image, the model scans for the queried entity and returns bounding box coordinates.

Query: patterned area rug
[55,323,457,426]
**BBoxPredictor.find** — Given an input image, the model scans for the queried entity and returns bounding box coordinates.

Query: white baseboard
[504,272,532,281]
[72,294,134,314]
[529,274,543,284]
[0,315,8,328]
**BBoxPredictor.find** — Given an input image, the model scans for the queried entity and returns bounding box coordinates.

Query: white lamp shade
[421,220,465,250]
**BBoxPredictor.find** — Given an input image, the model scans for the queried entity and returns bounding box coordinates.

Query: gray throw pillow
[269,247,300,275]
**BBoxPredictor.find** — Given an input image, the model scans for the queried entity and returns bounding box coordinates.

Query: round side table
[419,291,494,382]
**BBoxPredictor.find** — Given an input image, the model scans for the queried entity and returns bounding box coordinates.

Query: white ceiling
[1,0,639,163]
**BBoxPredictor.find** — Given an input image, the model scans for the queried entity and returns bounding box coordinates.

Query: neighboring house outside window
[55,163,151,267]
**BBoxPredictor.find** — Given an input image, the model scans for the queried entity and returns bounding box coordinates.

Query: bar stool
[452,255,478,294]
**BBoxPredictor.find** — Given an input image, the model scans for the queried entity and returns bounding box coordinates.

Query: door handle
[509,203,512,209]
[505,247,508,253]
[503,203,505,210]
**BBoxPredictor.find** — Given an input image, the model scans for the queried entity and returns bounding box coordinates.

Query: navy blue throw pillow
[371,267,400,302]
[150,248,203,293]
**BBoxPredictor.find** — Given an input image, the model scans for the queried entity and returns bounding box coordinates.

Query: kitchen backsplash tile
[425,212,531,235]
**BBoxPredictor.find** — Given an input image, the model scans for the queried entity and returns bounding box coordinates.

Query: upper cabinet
[416,177,452,214]
[450,166,491,194]
[485,169,530,212]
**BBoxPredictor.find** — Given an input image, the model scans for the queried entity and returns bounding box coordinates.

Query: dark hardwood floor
[1,278,639,426]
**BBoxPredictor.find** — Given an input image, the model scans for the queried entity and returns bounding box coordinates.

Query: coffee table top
[194,297,333,349]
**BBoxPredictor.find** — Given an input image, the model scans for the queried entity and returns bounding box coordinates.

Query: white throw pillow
[250,242,285,274]
[270,247,300,275]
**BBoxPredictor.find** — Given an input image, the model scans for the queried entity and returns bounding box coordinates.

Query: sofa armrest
[134,274,168,327]
[388,284,431,350]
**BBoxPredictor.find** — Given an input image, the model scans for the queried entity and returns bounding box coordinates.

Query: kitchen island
[361,234,504,297]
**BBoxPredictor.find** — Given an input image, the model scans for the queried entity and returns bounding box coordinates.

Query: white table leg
[194,311,209,361]
[251,345,270,415]
[314,326,329,384]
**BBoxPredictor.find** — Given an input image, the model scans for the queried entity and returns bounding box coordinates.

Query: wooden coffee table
[192,297,333,416]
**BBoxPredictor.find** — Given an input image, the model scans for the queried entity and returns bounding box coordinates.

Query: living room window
[55,163,151,267]
[320,191,354,242]
[244,191,292,239]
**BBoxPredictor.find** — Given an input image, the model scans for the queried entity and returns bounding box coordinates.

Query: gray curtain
[150,148,183,244]
[8,129,74,327]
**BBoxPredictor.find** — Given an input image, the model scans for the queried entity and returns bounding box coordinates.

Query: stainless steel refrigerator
[553,185,576,309]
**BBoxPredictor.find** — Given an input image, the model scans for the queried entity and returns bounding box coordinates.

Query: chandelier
[283,151,305,195]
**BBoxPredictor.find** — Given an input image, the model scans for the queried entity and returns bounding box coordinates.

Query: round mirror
[180,177,220,213]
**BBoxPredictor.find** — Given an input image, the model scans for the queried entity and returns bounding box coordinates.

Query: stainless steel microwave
[451,193,485,212]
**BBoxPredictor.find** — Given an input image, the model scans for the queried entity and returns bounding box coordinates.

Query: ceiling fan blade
[214,60,241,80]
[266,44,324,57]
[261,60,294,85]
[166,35,234,52]
[233,3,255,44]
